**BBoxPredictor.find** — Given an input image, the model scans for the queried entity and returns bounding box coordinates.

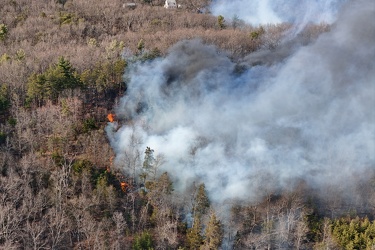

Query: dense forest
[0,0,374,249]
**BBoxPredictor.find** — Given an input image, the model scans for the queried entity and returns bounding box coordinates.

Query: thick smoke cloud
[210,0,347,27]
[107,0,375,205]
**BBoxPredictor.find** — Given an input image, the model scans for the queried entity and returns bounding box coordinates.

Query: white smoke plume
[107,0,375,206]
[210,0,347,27]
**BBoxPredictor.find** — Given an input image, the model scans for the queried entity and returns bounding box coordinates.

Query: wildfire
[120,182,128,192]
[106,155,129,193]
[107,113,115,123]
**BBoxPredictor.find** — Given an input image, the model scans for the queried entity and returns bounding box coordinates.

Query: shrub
[0,24,8,41]
[133,231,154,250]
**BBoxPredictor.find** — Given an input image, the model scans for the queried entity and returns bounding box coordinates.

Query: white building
[164,0,177,9]
[123,3,136,9]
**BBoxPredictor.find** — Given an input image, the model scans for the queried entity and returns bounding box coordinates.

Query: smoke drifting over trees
[108,0,375,209]
[210,0,347,26]
[1,0,374,248]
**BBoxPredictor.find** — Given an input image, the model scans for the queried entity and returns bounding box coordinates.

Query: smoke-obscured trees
[0,0,374,249]
[192,183,210,219]
[230,192,311,249]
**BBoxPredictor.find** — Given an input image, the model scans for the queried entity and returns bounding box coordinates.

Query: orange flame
[107,113,115,123]
[120,182,128,192]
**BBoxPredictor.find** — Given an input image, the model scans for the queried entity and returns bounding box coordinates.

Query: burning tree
[107,113,116,123]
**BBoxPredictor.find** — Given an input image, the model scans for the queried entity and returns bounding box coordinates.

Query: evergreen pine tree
[140,147,155,184]
[203,211,224,250]
[186,216,203,250]
[193,183,210,218]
